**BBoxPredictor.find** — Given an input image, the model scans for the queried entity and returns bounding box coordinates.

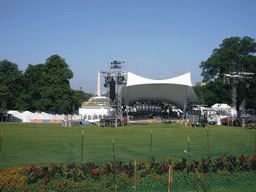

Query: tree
[200,36,256,82]
[0,60,23,112]
[22,64,46,111]
[199,36,256,109]
[39,55,74,113]
[70,90,84,112]
[77,91,92,102]
[1,55,85,113]
[193,86,204,101]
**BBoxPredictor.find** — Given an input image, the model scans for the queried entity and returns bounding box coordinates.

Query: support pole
[81,130,84,161]
[254,126,256,156]
[134,159,137,192]
[207,126,209,157]
[188,135,190,160]
[0,130,3,153]
[195,168,207,192]
[150,130,153,160]
[187,135,190,174]
[113,138,116,191]
[168,164,173,192]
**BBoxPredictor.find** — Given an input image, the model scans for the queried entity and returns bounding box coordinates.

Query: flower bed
[1,155,256,191]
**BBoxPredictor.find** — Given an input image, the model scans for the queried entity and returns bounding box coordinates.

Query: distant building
[192,82,206,87]
[79,105,107,123]
[79,96,108,123]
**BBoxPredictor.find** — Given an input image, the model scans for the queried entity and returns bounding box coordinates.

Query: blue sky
[1,0,256,93]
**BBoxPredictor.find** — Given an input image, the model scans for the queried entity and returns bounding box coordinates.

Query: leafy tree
[0,60,23,112]
[1,55,85,113]
[199,36,256,109]
[22,64,46,111]
[193,79,232,107]
[39,55,74,113]
[200,36,256,82]
[193,86,204,101]
[77,91,92,102]
[70,90,84,112]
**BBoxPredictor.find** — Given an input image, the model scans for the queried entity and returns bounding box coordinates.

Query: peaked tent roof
[126,72,193,87]
[122,72,198,109]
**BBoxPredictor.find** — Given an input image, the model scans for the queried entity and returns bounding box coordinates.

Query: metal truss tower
[101,61,126,126]
[224,62,254,118]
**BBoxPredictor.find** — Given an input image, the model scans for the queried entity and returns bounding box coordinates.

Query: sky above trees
[1,0,256,93]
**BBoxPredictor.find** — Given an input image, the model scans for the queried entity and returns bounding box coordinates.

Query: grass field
[0,122,255,172]
[0,122,255,191]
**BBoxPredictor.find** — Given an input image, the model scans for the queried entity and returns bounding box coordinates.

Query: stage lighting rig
[100,60,127,126]
[111,60,125,69]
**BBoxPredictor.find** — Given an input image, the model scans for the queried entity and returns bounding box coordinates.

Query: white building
[79,105,108,123]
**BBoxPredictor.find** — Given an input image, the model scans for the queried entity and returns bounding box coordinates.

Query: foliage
[193,86,204,101]
[38,55,74,113]
[193,78,232,106]
[199,36,256,108]
[1,55,85,113]
[78,91,92,102]
[200,36,256,82]
[22,64,46,111]
[1,155,256,191]
[0,60,23,112]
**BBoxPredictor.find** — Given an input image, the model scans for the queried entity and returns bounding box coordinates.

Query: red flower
[244,157,248,162]
[103,166,106,169]
[220,156,224,160]
[194,164,197,167]
[51,163,56,168]
[28,165,35,170]
[252,155,256,160]
[141,160,145,164]
[93,168,98,175]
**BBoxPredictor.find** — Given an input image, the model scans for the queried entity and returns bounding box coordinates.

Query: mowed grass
[0,122,255,171]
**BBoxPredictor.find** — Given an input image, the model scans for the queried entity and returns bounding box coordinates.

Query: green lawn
[0,122,255,171]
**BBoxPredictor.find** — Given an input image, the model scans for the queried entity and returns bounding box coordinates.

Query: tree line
[1,36,256,114]
[0,55,92,113]
[194,36,256,110]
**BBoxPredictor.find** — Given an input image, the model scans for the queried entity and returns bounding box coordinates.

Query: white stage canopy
[122,72,199,109]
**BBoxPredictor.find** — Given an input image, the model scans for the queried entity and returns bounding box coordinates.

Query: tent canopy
[122,72,198,109]
[211,103,231,109]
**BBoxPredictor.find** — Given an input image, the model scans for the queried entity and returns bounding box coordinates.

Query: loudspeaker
[110,78,116,101]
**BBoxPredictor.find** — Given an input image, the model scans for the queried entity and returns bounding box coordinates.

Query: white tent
[211,103,231,109]
[5,110,67,123]
[7,110,22,122]
[30,112,37,120]
[21,111,32,122]
[211,103,236,117]
[122,72,198,109]
[54,114,61,120]
[41,112,50,120]
[36,112,44,120]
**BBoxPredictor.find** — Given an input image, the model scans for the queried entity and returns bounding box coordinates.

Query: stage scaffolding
[100,61,126,127]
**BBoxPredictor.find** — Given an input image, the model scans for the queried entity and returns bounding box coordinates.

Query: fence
[0,122,256,191]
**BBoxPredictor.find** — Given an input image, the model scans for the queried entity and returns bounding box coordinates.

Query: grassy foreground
[0,122,256,191]
[0,122,255,171]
